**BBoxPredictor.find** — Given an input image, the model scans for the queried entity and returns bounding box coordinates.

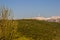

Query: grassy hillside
[17,19,60,40]
[0,19,60,40]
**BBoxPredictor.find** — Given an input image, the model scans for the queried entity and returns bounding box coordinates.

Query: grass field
[0,19,60,40]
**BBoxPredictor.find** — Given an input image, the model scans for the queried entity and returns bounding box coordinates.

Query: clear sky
[0,0,60,19]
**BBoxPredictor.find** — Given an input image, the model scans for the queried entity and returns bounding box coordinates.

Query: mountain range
[31,16,60,22]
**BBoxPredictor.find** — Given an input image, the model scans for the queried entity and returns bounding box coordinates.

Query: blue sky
[0,0,60,19]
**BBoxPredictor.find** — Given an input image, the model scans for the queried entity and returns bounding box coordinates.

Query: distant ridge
[31,16,60,22]
[13,16,60,22]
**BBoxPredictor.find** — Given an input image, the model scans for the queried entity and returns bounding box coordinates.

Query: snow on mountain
[47,16,60,22]
[10,16,60,22]
[32,17,47,20]
[31,16,60,22]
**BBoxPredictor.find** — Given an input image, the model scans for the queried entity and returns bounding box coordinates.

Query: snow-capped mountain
[32,16,60,22]
[32,17,47,20]
[47,16,60,22]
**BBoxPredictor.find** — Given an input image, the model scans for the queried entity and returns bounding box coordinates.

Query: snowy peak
[50,16,60,19]
[32,17,47,20]
[32,16,60,22]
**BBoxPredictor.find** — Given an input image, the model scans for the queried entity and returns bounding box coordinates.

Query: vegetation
[17,19,60,40]
[0,20,18,40]
[0,7,60,40]
[0,19,60,40]
[0,7,17,40]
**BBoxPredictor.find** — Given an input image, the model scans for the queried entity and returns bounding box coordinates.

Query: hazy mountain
[31,16,60,22]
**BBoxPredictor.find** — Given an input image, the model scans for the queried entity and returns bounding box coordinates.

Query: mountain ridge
[12,16,60,22]
[31,16,60,22]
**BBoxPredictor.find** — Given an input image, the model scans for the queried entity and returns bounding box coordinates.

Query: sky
[0,0,60,19]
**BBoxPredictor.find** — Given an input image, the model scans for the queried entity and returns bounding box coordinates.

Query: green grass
[17,19,60,40]
[0,19,60,40]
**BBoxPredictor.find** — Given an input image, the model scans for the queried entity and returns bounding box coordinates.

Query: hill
[0,19,60,40]
[17,19,60,40]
